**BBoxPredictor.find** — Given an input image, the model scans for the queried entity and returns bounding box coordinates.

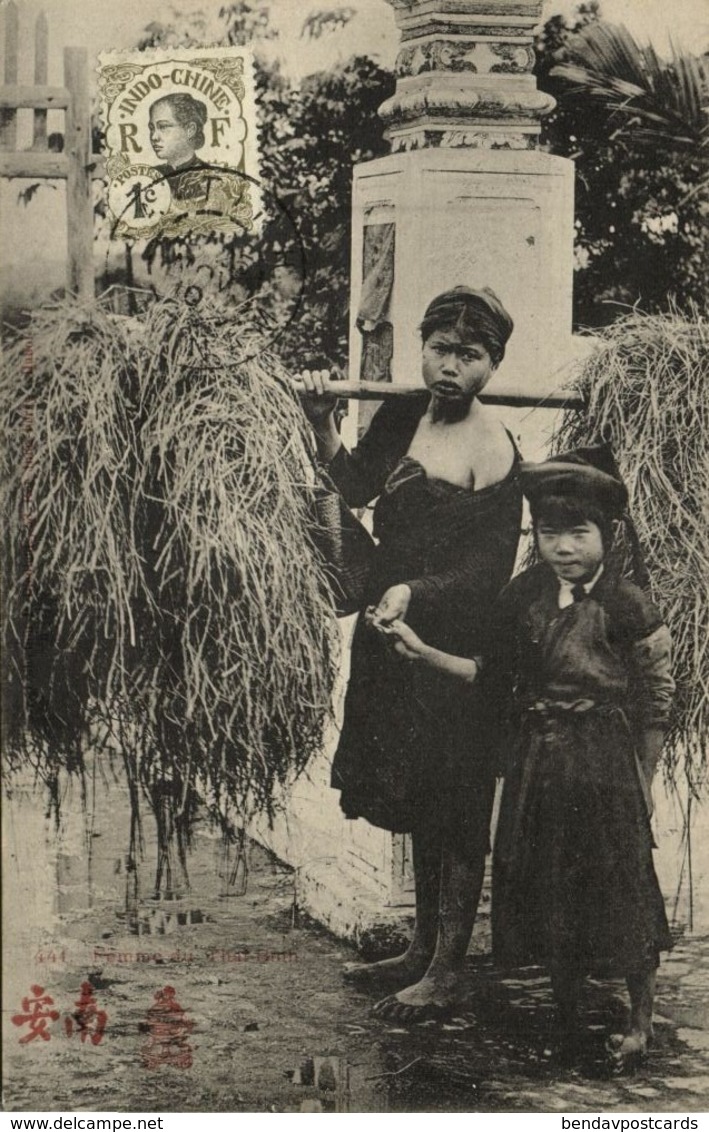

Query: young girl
[380,446,674,1067]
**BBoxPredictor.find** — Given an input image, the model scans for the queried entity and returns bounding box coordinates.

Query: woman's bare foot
[371,970,467,1022]
[342,949,432,987]
[606,1028,652,1073]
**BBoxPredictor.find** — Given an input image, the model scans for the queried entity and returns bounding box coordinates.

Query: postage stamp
[97,47,262,240]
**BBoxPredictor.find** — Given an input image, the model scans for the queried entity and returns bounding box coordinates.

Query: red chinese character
[141,986,194,1070]
[64,981,108,1045]
[12,984,60,1044]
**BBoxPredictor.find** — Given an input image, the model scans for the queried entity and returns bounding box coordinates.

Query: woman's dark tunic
[490,563,674,974]
[326,392,522,843]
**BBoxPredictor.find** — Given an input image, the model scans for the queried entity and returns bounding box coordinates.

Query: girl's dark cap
[520,444,628,519]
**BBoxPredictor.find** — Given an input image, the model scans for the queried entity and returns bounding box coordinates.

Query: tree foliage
[258,55,393,367]
[301,8,357,41]
[138,1,705,344]
[535,3,708,328]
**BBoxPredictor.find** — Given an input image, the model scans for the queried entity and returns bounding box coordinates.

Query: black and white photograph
[1,0,708,1118]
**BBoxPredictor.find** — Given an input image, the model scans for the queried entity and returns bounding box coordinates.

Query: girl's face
[536,519,605,583]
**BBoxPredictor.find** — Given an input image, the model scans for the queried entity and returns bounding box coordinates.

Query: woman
[298,286,523,1019]
[149,93,211,201]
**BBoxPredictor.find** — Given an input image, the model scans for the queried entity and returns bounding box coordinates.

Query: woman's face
[421,328,495,405]
[149,102,196,167]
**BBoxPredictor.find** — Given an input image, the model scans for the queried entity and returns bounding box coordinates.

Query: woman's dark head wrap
[420,285,514,365]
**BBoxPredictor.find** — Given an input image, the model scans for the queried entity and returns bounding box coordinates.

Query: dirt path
[3,773,709,1112]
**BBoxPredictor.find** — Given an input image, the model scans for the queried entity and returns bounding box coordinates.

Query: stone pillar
[346,0,577,417]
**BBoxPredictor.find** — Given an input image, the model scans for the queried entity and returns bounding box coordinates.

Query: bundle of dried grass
[555,306,709,790]
[2,302,143,808]
[2,293,339,859]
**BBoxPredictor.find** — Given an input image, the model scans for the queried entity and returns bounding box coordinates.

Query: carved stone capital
[396,39,535,78]
[390,127,537,151]
[382,0,552,149]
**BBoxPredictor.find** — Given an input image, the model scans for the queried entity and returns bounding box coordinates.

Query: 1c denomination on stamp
[98,47,262,240]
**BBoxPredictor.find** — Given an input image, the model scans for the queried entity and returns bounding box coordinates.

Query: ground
[3,776,709,1113]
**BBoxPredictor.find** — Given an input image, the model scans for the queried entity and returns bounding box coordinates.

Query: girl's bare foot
[606,1028,652,1073]
[609,968,656,1072]
[342,949,432,987]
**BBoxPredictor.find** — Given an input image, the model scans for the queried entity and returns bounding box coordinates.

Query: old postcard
[1,0,707,1118]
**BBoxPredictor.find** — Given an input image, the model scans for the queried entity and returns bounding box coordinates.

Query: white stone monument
[347,0,575,412]
[258,0,579,948]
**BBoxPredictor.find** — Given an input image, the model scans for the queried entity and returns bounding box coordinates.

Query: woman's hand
[292,368,338,425]
[367,584,412,628]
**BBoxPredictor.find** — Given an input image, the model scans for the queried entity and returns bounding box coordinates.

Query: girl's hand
[292,369,338,425]
[367,584,411,628]
[383,619,426,661]
[638,727,665,817]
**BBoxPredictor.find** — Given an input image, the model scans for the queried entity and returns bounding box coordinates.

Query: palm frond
[551,21,708,151]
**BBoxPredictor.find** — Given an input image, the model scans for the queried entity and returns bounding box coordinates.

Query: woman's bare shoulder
[470,405,516,487]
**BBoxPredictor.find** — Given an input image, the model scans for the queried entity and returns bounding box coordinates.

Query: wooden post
[1,0,19,151]
[32,12,48,150]
[63,46,94,299]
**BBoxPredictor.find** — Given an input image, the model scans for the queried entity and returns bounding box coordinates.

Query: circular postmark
[103,165,308,365]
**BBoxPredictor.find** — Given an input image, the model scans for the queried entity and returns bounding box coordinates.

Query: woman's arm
[326,395,427,508]
[404,493,523,635]
[296,371,426,507]
[294,369,342,463]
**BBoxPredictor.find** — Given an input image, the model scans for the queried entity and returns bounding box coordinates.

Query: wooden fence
[0,2,94,298]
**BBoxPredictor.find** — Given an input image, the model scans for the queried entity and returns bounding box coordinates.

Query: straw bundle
[2,304,142,808]
[555,307,709,790]
[2,294,339,846]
